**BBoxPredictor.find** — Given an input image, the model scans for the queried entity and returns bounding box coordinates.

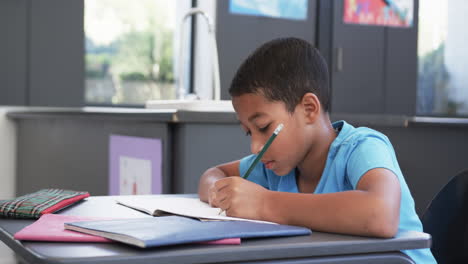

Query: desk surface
[0,195,430,264]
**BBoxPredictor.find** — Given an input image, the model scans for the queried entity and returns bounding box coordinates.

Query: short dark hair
[229,37,330,113]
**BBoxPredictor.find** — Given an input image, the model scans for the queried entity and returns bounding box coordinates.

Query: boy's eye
[258,123,271,133]
[241,123,270,136]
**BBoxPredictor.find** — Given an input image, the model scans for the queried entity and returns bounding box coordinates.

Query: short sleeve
[346,137,397,189]
[239,154,269,188]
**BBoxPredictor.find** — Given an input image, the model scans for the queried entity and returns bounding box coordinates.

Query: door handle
[336,47,343,72]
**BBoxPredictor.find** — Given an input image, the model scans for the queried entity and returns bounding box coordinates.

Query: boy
[198,37,435,263]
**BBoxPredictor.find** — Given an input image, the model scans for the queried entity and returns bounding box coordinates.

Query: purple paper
[109,135,162,195]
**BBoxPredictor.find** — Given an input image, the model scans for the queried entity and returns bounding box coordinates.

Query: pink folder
[14,214,240,245]
[14,214,113,242]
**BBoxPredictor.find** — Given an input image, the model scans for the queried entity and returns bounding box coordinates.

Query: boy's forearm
[262,191,399,238]
[198,167,227,202]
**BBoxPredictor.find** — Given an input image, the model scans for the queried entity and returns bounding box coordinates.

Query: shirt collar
[329,120,354,158]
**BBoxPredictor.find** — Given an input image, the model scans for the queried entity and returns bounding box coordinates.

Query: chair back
[421,169,468,264]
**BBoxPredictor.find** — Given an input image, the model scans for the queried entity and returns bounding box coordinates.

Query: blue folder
[65,215,311,248]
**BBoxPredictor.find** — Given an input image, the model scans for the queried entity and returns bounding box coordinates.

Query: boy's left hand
[212,176,269,220]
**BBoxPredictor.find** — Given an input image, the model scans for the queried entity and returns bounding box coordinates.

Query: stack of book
[14,196,311,248]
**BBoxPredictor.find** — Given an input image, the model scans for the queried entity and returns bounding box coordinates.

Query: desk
[0,195,431,264]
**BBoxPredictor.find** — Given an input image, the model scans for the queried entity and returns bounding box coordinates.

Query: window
[84,0,190,106]
[417,0,468,116]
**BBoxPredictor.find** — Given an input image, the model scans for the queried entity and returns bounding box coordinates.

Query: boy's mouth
[262,160,275,170]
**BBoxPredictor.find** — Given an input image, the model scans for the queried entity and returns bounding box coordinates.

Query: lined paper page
[116,196,276,224]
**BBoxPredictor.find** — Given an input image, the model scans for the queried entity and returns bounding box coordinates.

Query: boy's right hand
[208,184,220,207]
[198,161,241,204]
[209,176,269,221]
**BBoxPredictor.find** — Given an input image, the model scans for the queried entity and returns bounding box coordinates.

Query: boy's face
[233,93,315,176]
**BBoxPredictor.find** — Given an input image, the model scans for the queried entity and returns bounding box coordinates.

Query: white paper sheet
[116,196,276,224]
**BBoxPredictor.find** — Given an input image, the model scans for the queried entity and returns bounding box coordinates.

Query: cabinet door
[384,19,418,116]
[0,0,28,105]
[216,0,318,100]
[330,0,386,114]
[29,0,84,107]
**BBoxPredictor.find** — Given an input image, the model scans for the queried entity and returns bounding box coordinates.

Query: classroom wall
[0,0,84,107]
[0,107,18,264]
[0,107,17,200]
[0,0,28,105]
[13,116,172,196]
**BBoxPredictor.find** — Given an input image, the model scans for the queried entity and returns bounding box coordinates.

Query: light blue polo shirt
[240,120,436,264]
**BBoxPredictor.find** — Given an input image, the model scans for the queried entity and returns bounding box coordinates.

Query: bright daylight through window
[417,0,468,117]
[84,0,179,106]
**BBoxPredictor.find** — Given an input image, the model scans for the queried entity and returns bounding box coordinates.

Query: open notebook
[115,196,276,224]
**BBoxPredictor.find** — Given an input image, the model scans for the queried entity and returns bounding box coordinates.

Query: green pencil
[218,123,284,216]
[242,123,284,179]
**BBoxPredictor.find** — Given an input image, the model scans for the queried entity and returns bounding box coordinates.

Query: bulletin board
[343,0,413,27]
[229,0,308,21]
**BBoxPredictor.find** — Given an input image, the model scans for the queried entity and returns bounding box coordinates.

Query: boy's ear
[300,93,321,123]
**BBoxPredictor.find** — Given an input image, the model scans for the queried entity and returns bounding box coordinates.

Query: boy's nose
[250,139,264,155]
